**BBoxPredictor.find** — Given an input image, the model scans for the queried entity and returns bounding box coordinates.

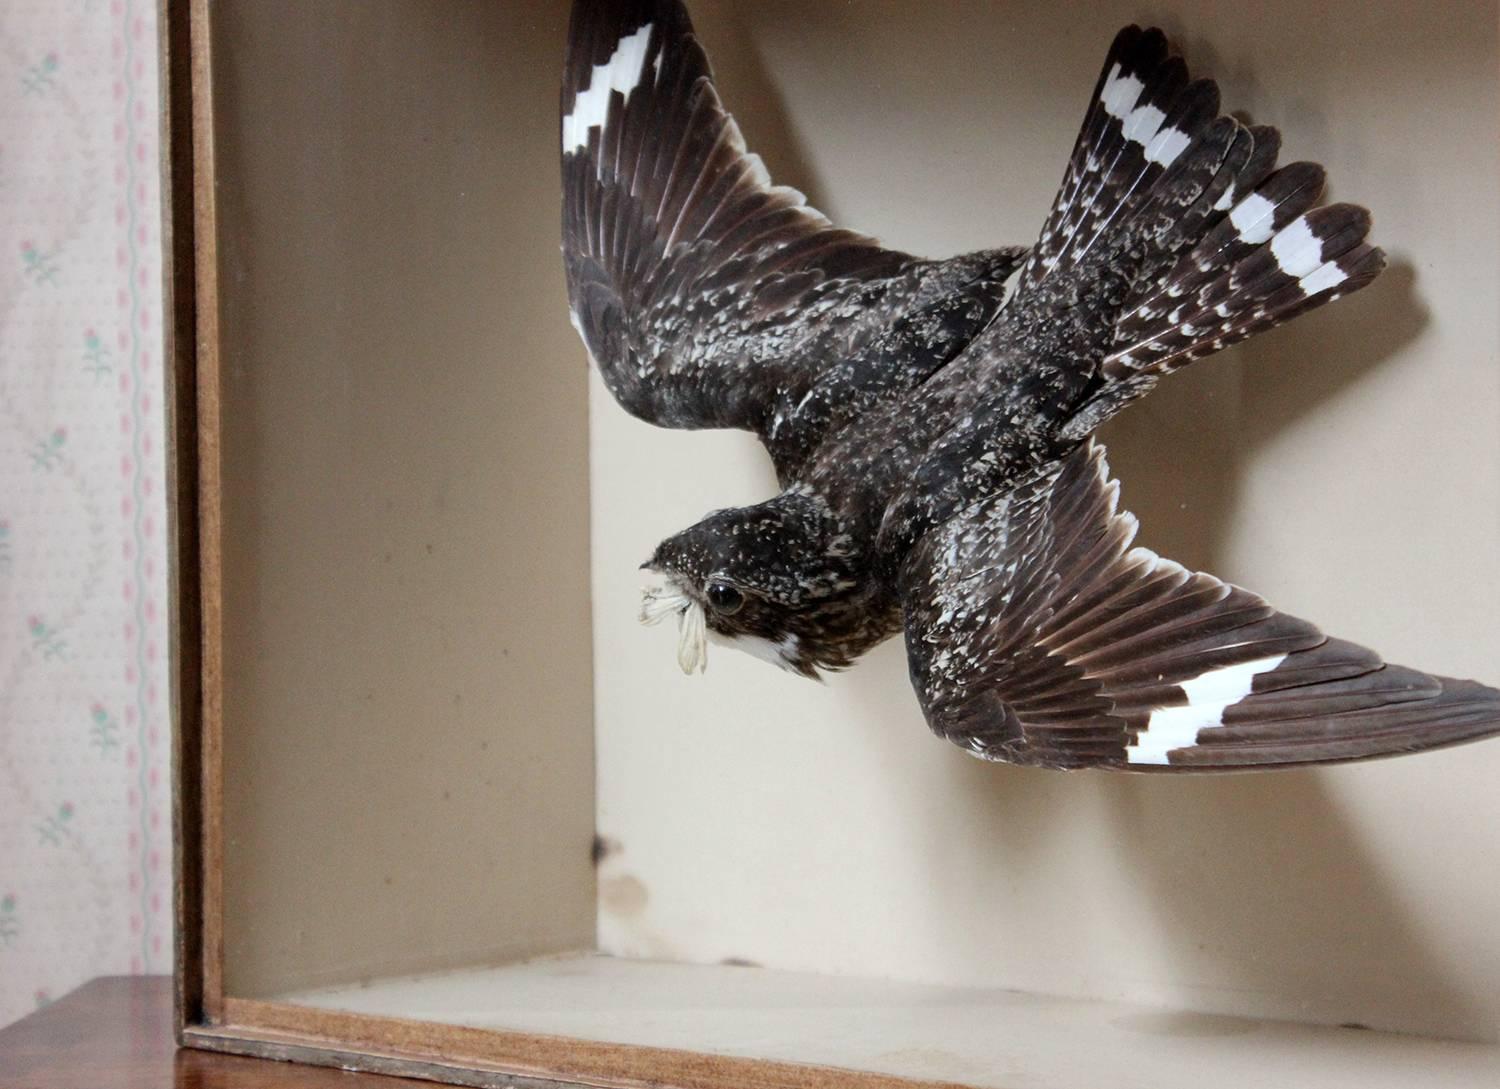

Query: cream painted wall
[214,1,595,997]
[591,0,1500,1041]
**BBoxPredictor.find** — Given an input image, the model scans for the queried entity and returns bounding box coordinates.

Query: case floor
[281,954,1500,1088]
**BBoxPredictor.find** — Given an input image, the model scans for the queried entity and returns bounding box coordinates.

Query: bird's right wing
[562,1,1022,476]
[899,440,1500,771]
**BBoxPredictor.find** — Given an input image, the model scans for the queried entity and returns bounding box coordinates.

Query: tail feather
[1123,117,1246,271]
[1114,160,1325,343]
[1218,124,1282,208]
[1105,201,1384,380]
[1017,25,1385,409]
[1023,27,1206,288]
[1075,77,1223,263]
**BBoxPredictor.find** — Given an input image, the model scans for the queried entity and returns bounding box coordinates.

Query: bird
[560,0,1500,771]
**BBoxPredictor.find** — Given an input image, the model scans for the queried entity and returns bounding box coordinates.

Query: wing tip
[1160,672,1500,771]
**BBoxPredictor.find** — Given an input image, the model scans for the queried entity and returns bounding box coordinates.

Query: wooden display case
[166,1,1500,1086]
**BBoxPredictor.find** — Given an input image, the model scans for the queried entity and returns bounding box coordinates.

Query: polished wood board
[0,977,430,1088]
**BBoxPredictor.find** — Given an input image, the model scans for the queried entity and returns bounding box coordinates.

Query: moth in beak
[639,580,708,674]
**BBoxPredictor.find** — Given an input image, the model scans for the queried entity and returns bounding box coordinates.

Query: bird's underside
[561,0,1500,771]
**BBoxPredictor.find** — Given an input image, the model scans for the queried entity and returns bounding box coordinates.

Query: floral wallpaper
[0,0,171,1026]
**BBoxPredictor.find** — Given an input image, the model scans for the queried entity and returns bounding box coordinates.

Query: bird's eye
[705,581,744,614]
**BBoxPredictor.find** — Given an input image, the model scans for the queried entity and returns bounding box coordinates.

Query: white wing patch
[1127,654,1288,764]
[562,23,654,156]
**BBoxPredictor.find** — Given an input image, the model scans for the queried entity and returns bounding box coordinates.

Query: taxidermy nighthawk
[560,0,1500,770]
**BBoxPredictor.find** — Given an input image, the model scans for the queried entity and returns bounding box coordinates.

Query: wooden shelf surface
[0,976,428,1089]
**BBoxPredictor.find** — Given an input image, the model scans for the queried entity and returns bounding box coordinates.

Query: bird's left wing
[562,0,937,466]
[900,440,1500,771]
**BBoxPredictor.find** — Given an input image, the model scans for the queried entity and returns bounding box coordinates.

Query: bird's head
[639,493,874,678]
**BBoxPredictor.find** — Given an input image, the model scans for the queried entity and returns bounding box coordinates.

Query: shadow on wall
[691,0,1484,1043]
[1102,260,1429,579]
[925,755,1489,1039]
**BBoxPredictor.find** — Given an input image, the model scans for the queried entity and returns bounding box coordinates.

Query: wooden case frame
[163,2,935,1086]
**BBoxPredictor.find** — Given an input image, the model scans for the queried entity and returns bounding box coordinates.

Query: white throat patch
[710,630,802,674]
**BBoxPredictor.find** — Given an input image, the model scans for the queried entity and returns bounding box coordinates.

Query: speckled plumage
[561,1,1500,769]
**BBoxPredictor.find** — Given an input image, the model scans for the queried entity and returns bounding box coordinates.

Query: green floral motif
[28,615,68,660]
[0,519,10,571]
[83,327,110,378]
[34,990,51,1010]
[30,427,66,470]
[36,802,74,846]
[21,52,59,96]
[0,895,16,947]
[20,240,60,284]
[89,702,120,754]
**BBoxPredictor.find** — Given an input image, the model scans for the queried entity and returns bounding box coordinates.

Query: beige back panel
[213,0,595,996]
[590,0,1500,1042]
